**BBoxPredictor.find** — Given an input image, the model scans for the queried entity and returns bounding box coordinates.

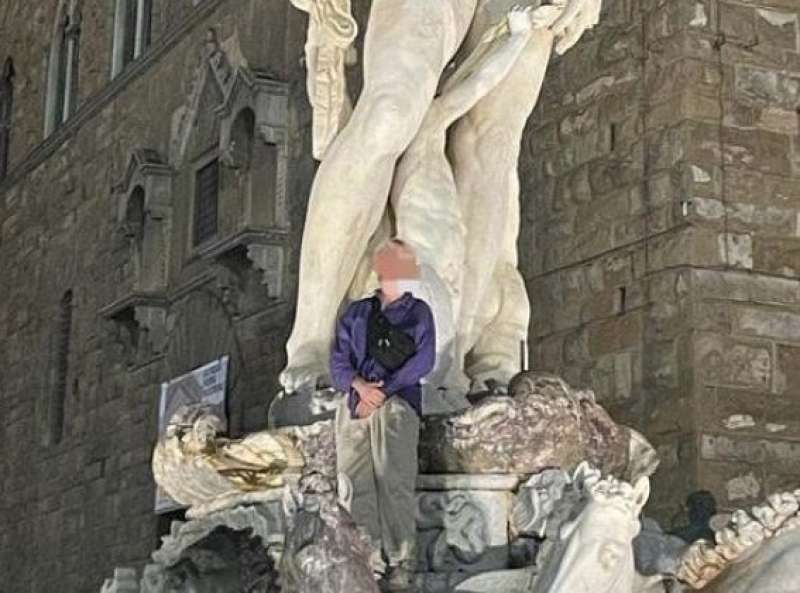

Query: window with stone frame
[0,57,14,181]
[125,185,146,278]
[45,5,81,135]
[194,158,220,246]
[111,0,153,78]
[227,108,255,170]
[49,289,74,445]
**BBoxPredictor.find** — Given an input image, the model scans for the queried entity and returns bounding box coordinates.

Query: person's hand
[548,0,602,55]
[507,5,534,36]
[352,377,387,408]
[356,400,379,419]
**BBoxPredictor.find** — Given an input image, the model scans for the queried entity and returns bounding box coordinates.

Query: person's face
[374,243,418,296]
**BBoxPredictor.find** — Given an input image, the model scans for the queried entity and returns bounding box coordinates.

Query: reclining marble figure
[151,404,305,518]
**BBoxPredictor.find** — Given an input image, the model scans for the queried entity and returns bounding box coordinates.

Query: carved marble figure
[530,470,652,593]
[282,0,603,394]
[447,0,601,390]
[525,469,800,593]
[288,0,358,160]
[151,404,305,517]
[376,5,563,394]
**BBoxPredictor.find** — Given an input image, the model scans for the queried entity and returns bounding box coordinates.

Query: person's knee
[358,90,424,156]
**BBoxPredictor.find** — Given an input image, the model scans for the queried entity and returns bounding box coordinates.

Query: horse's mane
[677,490,800,589]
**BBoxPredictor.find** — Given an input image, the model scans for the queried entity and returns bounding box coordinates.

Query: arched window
[112,0,153,77]
[125,186,146,244]
[49,290,74,445]
[228,108,255,170]
[125,186,146,278]
[0,57,14,181]
[45,2,81,135]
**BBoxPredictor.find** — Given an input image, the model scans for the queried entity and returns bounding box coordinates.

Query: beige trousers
[335,396,420,567]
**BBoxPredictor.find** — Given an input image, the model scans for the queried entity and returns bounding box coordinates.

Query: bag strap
[368,296,384,336]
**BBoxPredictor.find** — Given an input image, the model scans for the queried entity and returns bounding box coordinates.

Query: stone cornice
[0,0,227,199]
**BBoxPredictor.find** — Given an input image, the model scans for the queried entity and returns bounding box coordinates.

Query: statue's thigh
[364,0,476,89]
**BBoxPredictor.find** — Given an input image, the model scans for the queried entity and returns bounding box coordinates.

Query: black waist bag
[367,298,416,371]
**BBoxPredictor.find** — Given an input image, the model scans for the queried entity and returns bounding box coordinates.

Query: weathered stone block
[589,312,643,357]
[763,395,800,439]
[646,227,694,271]
[700,434,765,464]
[725,126,793,175]
[724,167,800,207]
[734,307,800,343]
[697,386,766,436]
[775,344,800,395]
[643,340,679,389]
[691,269,800,305]
[755,8,799,52]
[719,2,757,44]
[763,439,800,475]
[753,237,800,277]
[736,65,800,109]
[694,333,771,390]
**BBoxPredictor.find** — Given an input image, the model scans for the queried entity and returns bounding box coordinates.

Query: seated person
[330,238,435,592]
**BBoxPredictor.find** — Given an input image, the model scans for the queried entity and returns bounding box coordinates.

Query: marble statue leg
[281,0,477,393]
[451,25,555,389]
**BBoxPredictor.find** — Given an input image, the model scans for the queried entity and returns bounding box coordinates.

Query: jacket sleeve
[381,301,436,396]
[329,303,359,394]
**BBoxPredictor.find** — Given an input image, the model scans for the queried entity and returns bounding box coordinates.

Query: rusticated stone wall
[0,1,314,591]
[521,0,800,522]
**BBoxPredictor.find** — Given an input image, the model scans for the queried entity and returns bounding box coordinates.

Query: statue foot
[280,348,330,394]
[468,374,512,395]
[483,378,510,395]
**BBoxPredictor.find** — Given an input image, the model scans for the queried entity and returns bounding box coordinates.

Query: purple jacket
[330,292,435,418]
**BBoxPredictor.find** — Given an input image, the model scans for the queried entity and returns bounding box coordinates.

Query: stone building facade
[0,2,315,591]
[521,0,800,520]
[0,0,798,591]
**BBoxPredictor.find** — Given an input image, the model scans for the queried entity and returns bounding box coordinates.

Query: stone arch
[125,186,146,233]
[164,288,249,433]
[116,149,173,294]
[227,107,256,170]
[125,185,146,277]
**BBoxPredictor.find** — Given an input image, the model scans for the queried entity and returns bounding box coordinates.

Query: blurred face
[373,241,419,298]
